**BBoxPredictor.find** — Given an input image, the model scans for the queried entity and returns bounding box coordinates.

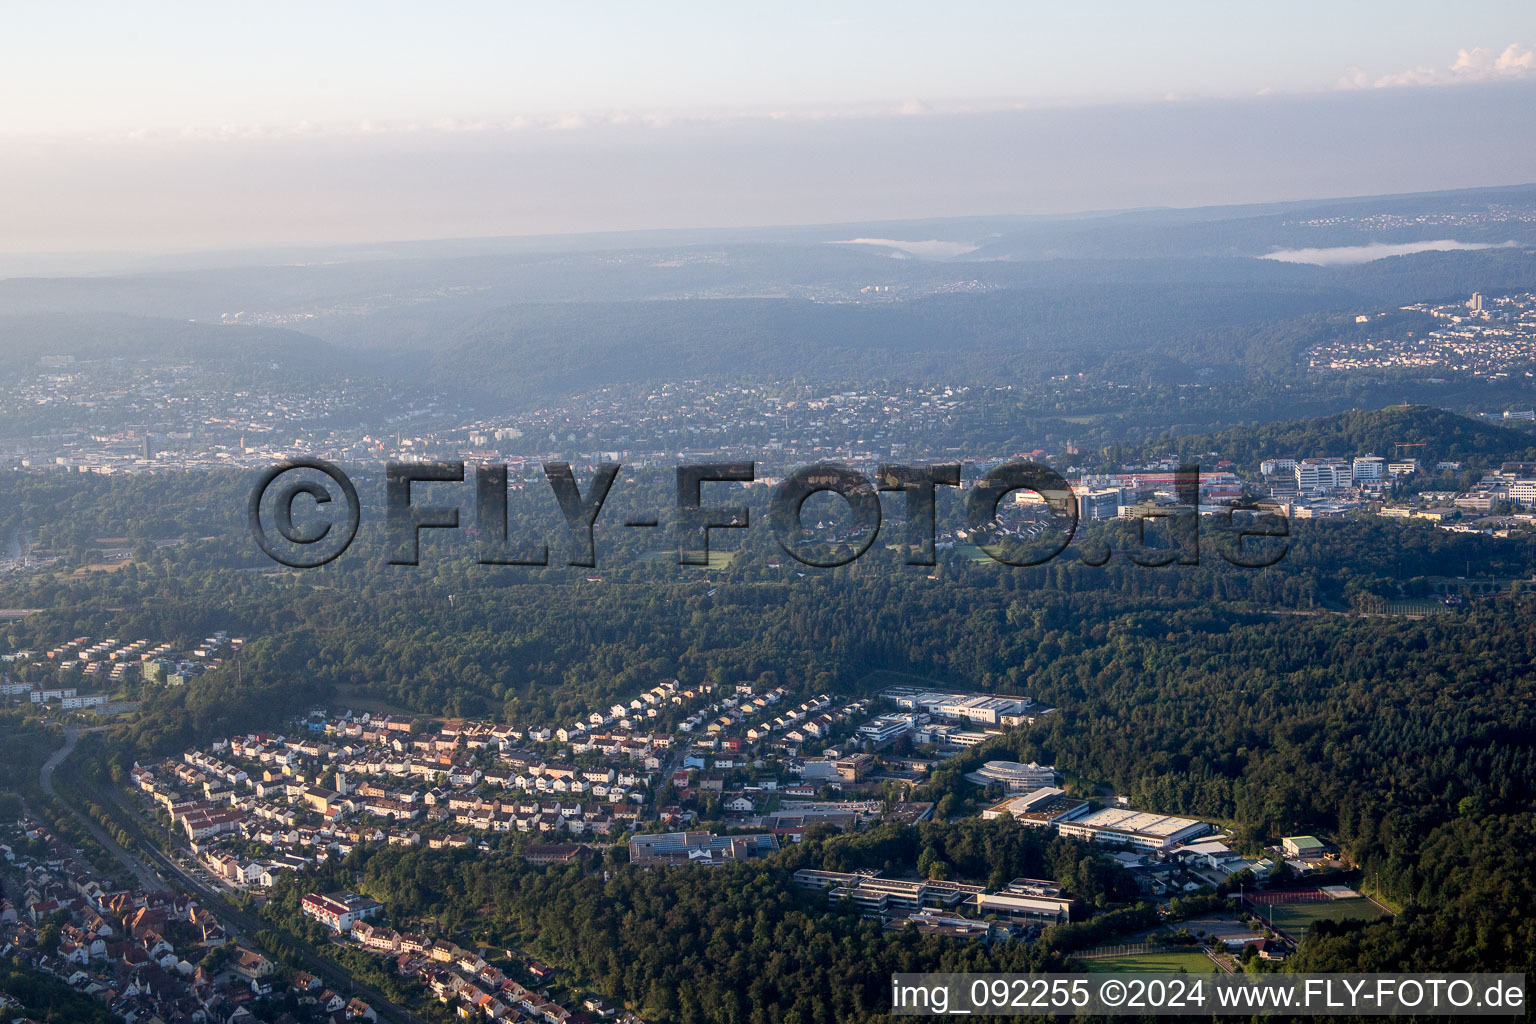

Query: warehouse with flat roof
[967,891,1073,924]
[1056,807,1212,851]
[629,830,776,866]
[882,687,1032,725]
[980,786,1090,827]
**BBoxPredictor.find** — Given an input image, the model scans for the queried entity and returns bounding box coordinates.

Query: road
[38,726,163,891]
[39,726,432,1024]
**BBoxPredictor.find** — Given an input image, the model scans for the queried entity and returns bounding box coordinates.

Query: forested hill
[0,312,344,377]
[1148,405,1536,467]
[425,282,1363,407]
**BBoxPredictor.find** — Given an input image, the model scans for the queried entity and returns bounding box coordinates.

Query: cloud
[828,238,980,258]
[1262,240,1518,266]
[1336,67,1370,90]
[1456,43,1535,74]
[16,93,1193,147]
[1341,43,1535,89]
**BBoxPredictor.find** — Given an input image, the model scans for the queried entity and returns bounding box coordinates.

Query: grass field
[1264,898,1387,934]
[642,549,737,569]
[851,668,957,692]
[956,543,1002,562]
[1081,951,1219,974]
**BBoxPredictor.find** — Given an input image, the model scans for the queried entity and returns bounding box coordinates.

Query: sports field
[1385,598,1453,615]
[1264,897,1387,934]
[1081,951,1219,974]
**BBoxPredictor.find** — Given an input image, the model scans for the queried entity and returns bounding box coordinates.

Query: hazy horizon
[3,2,1534,256]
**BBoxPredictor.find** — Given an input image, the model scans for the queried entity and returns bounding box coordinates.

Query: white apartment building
[1507,479,1536,507]
[857,713,920,744]
[1294,458,1351,495]
[1351,455,1386,484]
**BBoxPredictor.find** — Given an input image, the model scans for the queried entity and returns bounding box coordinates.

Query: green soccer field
[851,668,957,691]
[1080,951,1220,974]
[1264,898,1388,934]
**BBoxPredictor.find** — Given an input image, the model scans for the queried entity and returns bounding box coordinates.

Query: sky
[2,1,1535,254]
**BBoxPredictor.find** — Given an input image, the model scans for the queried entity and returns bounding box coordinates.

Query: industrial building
[1056,807,1212,851]
[967,891,1073,924]
[979,787,1089,827]
[882,687,1032,725]
[628,830,777,866]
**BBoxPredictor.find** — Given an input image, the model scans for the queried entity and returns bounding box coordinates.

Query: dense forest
[0,956,117,1024]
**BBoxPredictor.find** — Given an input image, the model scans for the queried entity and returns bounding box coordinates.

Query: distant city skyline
[2,2,1534,254]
